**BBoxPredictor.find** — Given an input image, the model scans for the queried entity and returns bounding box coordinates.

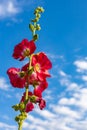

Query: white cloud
[74,59,87,72]
[0,0,21,19]
[35,108,56,119]
[0,0,44,20]
[82,75,87,81]
[0,122,16,130]
[0,77,9,90]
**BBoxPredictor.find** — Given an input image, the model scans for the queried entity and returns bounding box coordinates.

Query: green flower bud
[32,18,39,22]
[33,34,38,41]
[37,7,44,13]
[15,116,20,122]
[34,9,39,14]
[19,71,25,78]
[19,102,25,110]
[12,104,19,111]
[36,13,41,19]
[36,24,41,30]
[29,24,35,32]
[40,7,44,12]
[30,95,37,103]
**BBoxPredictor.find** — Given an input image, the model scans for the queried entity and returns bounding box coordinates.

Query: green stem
[25,86,29,100]
[18,120,23,130]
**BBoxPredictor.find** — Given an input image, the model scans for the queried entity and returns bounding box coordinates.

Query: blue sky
[0,0,87,130]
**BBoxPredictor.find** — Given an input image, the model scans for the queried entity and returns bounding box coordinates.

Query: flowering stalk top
[7,6,52,130]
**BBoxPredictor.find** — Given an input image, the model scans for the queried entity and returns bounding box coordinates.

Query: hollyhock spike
[7,6,52,130]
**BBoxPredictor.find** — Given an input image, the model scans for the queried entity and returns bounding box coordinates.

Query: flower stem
[25,86,29,100]
[18,120,23,130]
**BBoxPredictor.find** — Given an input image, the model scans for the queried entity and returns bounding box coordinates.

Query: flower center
[35,63,40,72]
[23,48,30,57]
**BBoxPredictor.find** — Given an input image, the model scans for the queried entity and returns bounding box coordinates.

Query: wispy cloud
[0,77,9,91]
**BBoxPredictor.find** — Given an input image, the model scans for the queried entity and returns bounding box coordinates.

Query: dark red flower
[13,39,36,61]
[32,52,52,81]
[7,67,26,88]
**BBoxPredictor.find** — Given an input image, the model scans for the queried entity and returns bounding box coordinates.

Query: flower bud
[19,71,25,78]
[36,13,41,19]
[33,34,38,41]
[37,7,44,13]
[29,24,35,32]
[30,95,37,103]
[15,116,20,122]
[36,24,41,30]
[19,102,25,110]
[12,104,19,111]
[33,18,39,22]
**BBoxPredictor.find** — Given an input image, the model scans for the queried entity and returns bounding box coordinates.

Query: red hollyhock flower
[13,39,36,61]
[32,52,52,81]
[7,67,26,88]
[37,98,46,110]
[34,81,48,97]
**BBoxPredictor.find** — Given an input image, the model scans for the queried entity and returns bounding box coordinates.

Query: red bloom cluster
[7,39,52,113]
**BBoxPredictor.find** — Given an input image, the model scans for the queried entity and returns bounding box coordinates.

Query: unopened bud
[33,34,38,41]
[36,24,41,30]
[37,7,44,13]
[19,102,25,110]
[29,24,35,32]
